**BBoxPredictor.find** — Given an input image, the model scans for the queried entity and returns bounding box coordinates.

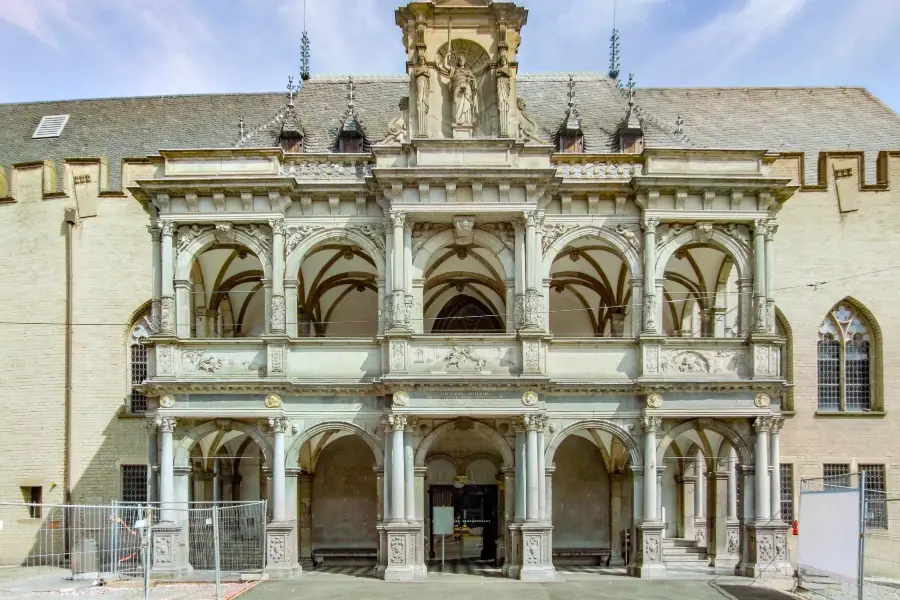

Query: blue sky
[1,0,898,113]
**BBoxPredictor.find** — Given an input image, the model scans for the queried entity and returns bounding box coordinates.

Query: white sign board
[798,489,861,580]
[433,507,454,536]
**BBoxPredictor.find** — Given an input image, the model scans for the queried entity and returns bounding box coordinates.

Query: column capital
[641,216,660,233]
[753,415,773,433]
[268,416,290,434]
[764,222,779,242]
[752,218,769,235]
[641,415,663,433]
[147,224,162,241]
[523,209,543,227]
[157,219,175,237]
[384,413,408,431]
[769,416,785,434]
[268,218,286,235]
[390,211,406,228]
[154,415,177,433]
[521,413,545,431]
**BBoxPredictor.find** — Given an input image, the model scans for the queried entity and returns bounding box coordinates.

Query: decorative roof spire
[287,76,296,107]
[674,114,684,136]
[562,74,582,134]
[623,73,641,132]
[239,116,245,139]
[300,0,311,81]
[608,0,620,80]
[340,77,362,134]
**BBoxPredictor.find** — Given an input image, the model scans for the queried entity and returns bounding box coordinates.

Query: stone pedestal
[452,124,474,139]
[381,522,426,581]
[375,523,387,578]
[694,517,708,549]
[740,522,791,578]
[503,523,520,577]
[510,522,555,581]
[265,521,301,579]
[713,519,741,573]
[630,522,667,578]
[151,522,191,577]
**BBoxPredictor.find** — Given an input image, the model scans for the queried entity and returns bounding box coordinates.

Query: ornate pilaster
[764,223,778,333]
[158,219,176,336]
[751,219,768,333]
[269,218,286,334]
[641,217,660,335]
[522,211,544,331]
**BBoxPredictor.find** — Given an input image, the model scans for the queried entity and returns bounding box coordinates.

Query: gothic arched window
[128,313,153,414]
[817,303,872,411]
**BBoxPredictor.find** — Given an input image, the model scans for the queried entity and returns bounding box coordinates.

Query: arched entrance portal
[420,421,511,569]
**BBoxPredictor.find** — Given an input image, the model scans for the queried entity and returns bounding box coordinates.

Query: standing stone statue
[444,53,478,127]
[496,54,512,137]
[413,55,430,137]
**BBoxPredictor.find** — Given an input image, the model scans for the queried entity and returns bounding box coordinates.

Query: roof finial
[347,76,355,115]
[567,74,577,113]
[609,0,620,80]
[239,116,245,139]
[562,74,582,134]
[300,0,311,81]
[674,114,684,136]
[626,72,636,106]
[287,76,295,107]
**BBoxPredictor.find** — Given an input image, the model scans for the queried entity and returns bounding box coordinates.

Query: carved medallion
[646,393,663,409]
[264,394,282,409]
[521,391,538,407]
[393,391,410,407]
[754,393,771,408]
[159,395,175,408]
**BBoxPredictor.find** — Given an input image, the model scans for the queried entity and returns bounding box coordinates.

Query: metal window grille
[860,464,887,529]
[823,463,851,489]
[780,464,794,522]
[121,465,148,504]
[817,337,841,410]
[845,339,871,411]
[129,344,148,413]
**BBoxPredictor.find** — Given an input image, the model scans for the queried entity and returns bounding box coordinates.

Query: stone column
[764,223,778,333]
[738,279,753,337]
[751,220,768,332]
[522,211,543,329]
[754,417,771,522]
[381,413,423,580]
[389,212,407,329]
[298,472,313,567]
[710,469,739,572]
[269,219,286,334]
[694,454,707,548]
[501,467,515,574]
[148,225,162,332]
[680,475,696,542]
[158,219,175,335]
[383,420,392,520]
[511,413,554,581]
[610,473,625,564]
[770,418,783,521]
[156,416,176,521]
[284,468,301,569]
[389,414,407,521]
[404,424,415,521]
[656,468,664,533]
[269,416,288,522]
[514,218,525,328]
[728,448,738,521]
[174,279,192,338]
[525,416,540,521]
[642,416,660,521]
[514,429,526,521]
[537,419,547,521]
[285,279,299,337]
[641,217,659,334]
[633,416,665,578]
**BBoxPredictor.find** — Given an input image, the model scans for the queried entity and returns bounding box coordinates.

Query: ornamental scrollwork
[285,224,325,256]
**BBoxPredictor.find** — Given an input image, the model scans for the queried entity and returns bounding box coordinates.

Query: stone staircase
[662,538,709,568]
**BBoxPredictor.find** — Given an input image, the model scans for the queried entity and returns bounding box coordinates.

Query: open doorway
[428,484,499,564]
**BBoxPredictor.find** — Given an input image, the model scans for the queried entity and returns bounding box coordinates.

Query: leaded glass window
[779,464,794,522]
[860,464,887,529]
[122,465,148,503]
[817,304,872,411]
[128,313,152,414]
[823,463,851,489]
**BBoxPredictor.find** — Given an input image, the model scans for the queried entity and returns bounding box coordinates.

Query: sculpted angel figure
[413,55,430,136]
[443,53,478,127]
[496,53,512,136]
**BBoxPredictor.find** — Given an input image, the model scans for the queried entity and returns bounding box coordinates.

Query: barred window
[122,465,148,503]
[780,464,794,522]
[818,304,873,412]
[128,313,152,414]
[823,463,851,489]
[860,464,887,529]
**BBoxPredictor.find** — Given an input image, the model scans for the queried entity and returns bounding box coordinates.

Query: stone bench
[311,548,378,567]
[552,547,612,566]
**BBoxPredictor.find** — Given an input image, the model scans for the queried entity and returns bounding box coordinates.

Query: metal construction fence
[798,473,900,600]
[0,500,267,599]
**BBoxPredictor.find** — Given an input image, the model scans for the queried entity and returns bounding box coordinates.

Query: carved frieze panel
[658,348,749,378]
[553,161,643,179]
[179,348,267,376]
[281,160,374,180]
[407,342,519,376]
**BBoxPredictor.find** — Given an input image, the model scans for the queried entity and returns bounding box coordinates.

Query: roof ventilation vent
[32,114,70,139]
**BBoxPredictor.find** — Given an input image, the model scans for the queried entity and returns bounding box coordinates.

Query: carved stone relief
[554,162,643,179]
[285,225,326,256]
[540,223,574,253]
[659,349,747,376]
[727,528,739,554]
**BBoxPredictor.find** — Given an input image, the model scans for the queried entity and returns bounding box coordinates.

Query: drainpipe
[63,207,77,553]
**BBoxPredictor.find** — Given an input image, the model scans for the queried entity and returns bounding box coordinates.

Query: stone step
[662,538,701,548]
[663,550,707,560]
[663,548,706,558]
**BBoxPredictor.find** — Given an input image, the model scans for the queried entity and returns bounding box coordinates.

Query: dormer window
[620,133,643,154]
[558,74,585,154]
[279,117,304,154]
[559,132,584,154]
[339,130,364,153]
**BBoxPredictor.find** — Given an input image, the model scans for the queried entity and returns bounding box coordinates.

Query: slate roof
[1,74,899,189]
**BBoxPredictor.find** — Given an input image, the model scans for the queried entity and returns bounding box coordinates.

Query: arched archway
[415,419,513,468]
[432,294,504,333]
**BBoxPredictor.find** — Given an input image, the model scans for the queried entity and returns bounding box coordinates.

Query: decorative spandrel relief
[285,225,325,256]
[553,161,643,179]
[479,223,515,252]
[180,349,266,376]
[176,224,213,255]
[659,349,748,377]
[540,223,575,253]
[408,344,518,375]
[348,224,386,254]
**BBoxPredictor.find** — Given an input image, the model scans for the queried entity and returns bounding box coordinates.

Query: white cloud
[0,0,77,48]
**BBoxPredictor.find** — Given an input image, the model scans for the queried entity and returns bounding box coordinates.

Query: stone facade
[1,0,900,581]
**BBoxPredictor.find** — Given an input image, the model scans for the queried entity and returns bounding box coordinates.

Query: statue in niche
[495,53,512,137]
[445,53,478,126]
[436,39,490,131]
[413,55,430,137]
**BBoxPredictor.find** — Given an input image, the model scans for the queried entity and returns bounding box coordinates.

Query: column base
[738,522,791,578]
[380,521,426,581]
[711,520,741,573]
[510,522,555,581]
[630,523,667,579]
[265,521,301,579]
[151,522,192,577]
